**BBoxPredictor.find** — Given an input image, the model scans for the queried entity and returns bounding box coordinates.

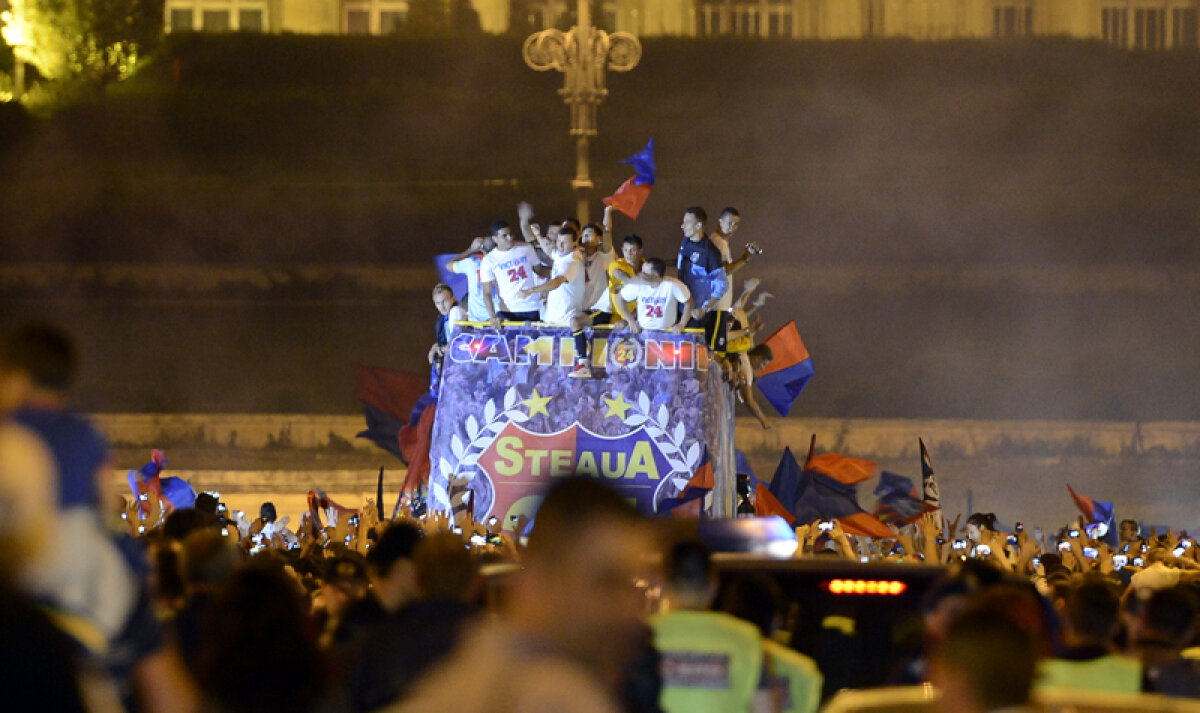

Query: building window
[768,8,791,37]
[238,9,263,31]
[346,10,370,33]
[170,8,194,31]
[202,9,230,31]
[1173,7,1198,48]
[599,0,617,31]
[698,2,770,36]
[733,6,758,36]
[1133,7,1164,50]
[381,10,405,33]
[710,8,723,35]
[1101,7,1127,47]
[993,2,1033,38]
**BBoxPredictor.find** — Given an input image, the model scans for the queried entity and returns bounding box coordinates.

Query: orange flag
[755,483,796,526]
[807,453,878,485]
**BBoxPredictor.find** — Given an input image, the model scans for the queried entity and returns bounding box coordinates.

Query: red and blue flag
[604,138,656,220]
[754,321,814,416]
[872,470,938,524]
[354,364,436,490]
[1067,483,1115,529]
[762,438,892,538]
[127,449,196,514]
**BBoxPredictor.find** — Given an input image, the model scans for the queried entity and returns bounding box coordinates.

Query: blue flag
[873,470,936,524]
[767,447,803,518]
[434,253,469,302]
[159,477,197,510]
[622,138,656,185]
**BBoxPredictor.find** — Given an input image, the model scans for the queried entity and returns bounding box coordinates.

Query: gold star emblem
[604,393,634,419]
[521,389,552,418]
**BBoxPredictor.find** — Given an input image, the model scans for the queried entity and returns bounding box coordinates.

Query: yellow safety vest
[1036,654,1142,694]
[652,610,764,713]
[764,639,823,713]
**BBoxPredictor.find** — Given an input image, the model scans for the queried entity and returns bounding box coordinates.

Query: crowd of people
[429,201,776,427]
[3,196,1200,713]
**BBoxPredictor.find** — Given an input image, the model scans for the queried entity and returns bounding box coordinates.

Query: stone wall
[98,413,1200,531]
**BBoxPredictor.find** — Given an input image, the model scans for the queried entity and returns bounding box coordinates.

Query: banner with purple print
[424,324,735,521]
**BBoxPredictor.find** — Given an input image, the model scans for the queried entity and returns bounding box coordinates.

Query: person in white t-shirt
[615,258,692,335]
[479,221,543,329]
[447,236,499,324]
[517,227,596,379]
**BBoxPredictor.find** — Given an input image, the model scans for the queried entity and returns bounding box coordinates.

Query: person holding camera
[708,207,762,310]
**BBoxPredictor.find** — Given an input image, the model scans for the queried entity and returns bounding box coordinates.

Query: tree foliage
[7,0,163,84]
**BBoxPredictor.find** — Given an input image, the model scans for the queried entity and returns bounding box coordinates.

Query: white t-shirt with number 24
[480,245,543,314]
[620,278,691,331]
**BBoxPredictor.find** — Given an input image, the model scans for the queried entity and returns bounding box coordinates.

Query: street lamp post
[522,0,641,224]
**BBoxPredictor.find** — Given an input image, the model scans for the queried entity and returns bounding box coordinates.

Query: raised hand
[517,201,535,222]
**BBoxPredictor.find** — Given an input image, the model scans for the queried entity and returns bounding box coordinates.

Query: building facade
[163,0,1200,50]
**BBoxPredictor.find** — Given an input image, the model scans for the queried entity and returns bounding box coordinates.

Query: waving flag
[806,452,877,485]
[159,476,198,512]
[434,254,470,301]
[127,449,196,514]
[603,138,656,220]
[355,364,431,459]
[919,437,941,509]
[754,321,814,416]
[767,446,803,518]
[763,439,891,538]
[757,447,801,524]
[873,471,938,524]
[755,484,795,525]
[792,465,893,538]
[1067,484,1115,529]
[622,138,656,184]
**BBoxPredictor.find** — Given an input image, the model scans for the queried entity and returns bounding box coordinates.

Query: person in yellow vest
[607,234,644,329]
[651,540,779,713]
[720,573,823,713]
[1037,577,1142,693]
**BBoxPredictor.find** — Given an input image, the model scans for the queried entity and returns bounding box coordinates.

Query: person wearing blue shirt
[675,207,729,353]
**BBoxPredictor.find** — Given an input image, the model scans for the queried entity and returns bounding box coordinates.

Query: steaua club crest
[608,335,642,369]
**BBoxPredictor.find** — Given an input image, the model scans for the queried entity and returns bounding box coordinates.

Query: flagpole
[523,0,642,224]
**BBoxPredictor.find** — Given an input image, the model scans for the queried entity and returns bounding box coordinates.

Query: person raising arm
[478,221,543,330]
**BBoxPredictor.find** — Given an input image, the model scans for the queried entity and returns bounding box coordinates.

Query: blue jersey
[676,235,727,308]
[12,407,108,509]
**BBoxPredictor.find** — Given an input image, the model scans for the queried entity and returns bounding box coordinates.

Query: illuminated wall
[681,0,1200,47]
[165,0,272,32]
[162,0,1200,51]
